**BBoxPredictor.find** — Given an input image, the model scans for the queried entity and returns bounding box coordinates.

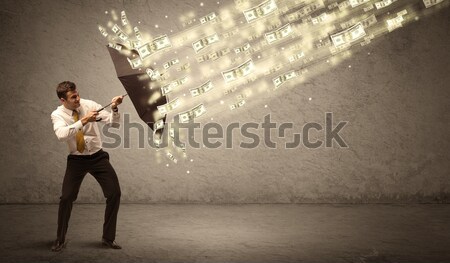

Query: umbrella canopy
[106,45,167,140]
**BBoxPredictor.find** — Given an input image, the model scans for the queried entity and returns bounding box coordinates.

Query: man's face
[61,90,80,110]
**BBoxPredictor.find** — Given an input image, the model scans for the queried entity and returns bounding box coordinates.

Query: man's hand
[111,95,124,109]
[81,110,99,126]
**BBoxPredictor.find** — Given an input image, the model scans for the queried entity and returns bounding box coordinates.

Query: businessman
[50,81,124,251]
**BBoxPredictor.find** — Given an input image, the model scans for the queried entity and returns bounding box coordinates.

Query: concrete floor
[1,204,450,262]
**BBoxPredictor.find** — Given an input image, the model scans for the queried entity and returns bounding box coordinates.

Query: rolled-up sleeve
[95,102,120,127]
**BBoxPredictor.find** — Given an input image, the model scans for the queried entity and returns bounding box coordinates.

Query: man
[50,81,124,251]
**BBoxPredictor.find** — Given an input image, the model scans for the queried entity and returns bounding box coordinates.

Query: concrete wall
[0,0,449,203]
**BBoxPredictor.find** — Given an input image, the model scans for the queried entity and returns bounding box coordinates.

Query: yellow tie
[73,110,85,153]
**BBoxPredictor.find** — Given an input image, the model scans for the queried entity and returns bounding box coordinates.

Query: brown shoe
[102,238,122,249]
[51,240,67,252]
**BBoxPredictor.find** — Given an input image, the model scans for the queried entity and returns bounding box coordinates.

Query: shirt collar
[61,104,81,116]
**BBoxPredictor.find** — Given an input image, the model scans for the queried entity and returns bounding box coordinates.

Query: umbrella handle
[96,94,128,112]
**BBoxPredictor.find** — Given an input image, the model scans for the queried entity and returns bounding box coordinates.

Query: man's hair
[56,81,76,100]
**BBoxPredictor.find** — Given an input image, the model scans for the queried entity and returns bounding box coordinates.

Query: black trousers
[56,149,121,242]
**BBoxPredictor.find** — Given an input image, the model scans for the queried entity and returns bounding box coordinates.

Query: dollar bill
[178,104,207,123]
[192,33,220,53]
[200,12,217,24]
[163,59,180,69]
[157,97,181,115]
[153,119,164,131]
[177,63,191,72]
[223,29,239,38]
[108,43,122,51]
[243,0,278,23]
[222,59,255,83]
[168,128,187,152]
[273,70,298,89]
[120,11,129,26]
[328,2,339,9]
[423,0,444,8]
[264,63,283,75]
[229,99,246,110]
[341,18,357,29]
[190,81,214,97]
[146,68,161,81]
[134,27,142,40]
[375,0,396,9]
[208,48,231,61]
[112,24,129,42]
[363,4,375,12]
[234,43,251,54]
[312,13,328,25]
[288,51,305,62]
[338,1,350,10]
[265,23,293,44]
[386,14,405,32]
[137,35,172,60]
[288,2,325,22]
[127,57,143,69]
[161,76,187,95]
[98,25,108,37]
[166,152,178,164]
[330,22,366,48]
[360,14,378,28]
[349,0,370,8]
[128,40,142,49]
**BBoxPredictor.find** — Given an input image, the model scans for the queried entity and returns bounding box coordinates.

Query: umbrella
[106,44,167,143]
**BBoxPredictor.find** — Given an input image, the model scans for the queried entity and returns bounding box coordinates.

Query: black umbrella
[106,44,167,143]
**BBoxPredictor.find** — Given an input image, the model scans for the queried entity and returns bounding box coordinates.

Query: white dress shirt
[51,98,120,155]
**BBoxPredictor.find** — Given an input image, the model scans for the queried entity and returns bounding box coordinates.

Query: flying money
[265,23,294,44]
[137,35,172,60]
[273,70,298,89]
[127,57,143,69]
[200,12,218,24]
[330,22,366,48]
[243,0,278,23]
[288,51,305,63]
[386,10,407,32]
[222,59,255,83]
[360,14,378,28]
[312,13,328,25]
[120,11,129,26]
[423,0,444,8]
[374,0,397,9]
[153,119,164,131]
[111,24,129,42]
[98,25,108,37]
[157,97,181,115]
[208,48,231,61]
[166,152,178,164]
[192,33,220,53]
[161,76,187,96]
[163,59,180,69]
[177,63,191,72]
[288,2,325,22]
[190,81,214,97]
[349,0,371,7]
[234,43,251,54]
[178,104,207,123]
[146,68,161,81]
[134,27,142,40]
[229,99,246,110]
[108,43,122,51]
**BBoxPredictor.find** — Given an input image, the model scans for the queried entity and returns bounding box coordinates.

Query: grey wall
[0,0,449,203]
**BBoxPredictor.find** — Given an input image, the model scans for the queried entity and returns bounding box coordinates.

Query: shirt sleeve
[51,113,83,142]
[95,101,120,127]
